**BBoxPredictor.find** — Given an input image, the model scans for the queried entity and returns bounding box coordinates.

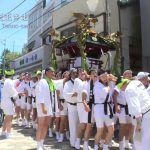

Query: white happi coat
[30,80,37,98]
[36,79,53,117]
[63,79,78,147]
[125,80,150,118]
[73,78,86,103]
[125,80,150,150]
[1,78,18,113]
[55,79,67,112]
[63,79,77,109]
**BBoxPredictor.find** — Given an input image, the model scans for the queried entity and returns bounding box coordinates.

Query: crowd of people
[0,67,150,150]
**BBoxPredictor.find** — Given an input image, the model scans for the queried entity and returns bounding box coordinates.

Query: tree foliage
[1,49,21,69]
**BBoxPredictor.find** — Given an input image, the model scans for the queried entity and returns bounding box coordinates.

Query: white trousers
[134,114,150,150]
[141,117,150,150]
[67,104,79,147]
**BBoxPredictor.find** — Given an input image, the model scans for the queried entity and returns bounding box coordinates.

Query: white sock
[125,140,129,144]
[41,139,44,144]
[103,144,109,150]
[94,144,98,150]
[76,138,81,143]
[84,141,88,145]
[56,131,59,136]
[37,141,41,147]
[119,140,124,148]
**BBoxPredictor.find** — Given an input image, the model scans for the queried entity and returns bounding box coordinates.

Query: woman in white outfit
[94,71,114,150]
[36,68,53,150]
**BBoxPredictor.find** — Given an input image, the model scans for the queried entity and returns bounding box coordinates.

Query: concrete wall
[140,0,150,71]
[119,2,142,72]
[43,45,51,68]
[53,0,106,30]
[108,0,119,33]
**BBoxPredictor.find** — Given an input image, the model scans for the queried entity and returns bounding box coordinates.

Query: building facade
[12,0,75,74]
[118,0,142,73]
[118,0,150,73]
[12,0,120,74]
[140,0,150,72]
[52,0,119,70]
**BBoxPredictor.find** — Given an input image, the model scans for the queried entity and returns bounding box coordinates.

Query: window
[48,35,51,43]
[61,26,77,38]
[31,56,34,61]
[25,58,28,63]
[35,54,37,60]
[20,59,24,65]
[42,37,46,45]
[43,0,46,8]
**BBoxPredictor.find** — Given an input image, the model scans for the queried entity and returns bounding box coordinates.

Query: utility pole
[2,40,6,76]
[13,41,15,59]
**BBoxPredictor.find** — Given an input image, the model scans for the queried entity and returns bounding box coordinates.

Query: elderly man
[120,72,150,150]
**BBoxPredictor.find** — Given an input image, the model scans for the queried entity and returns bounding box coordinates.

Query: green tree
[1,49,21,70]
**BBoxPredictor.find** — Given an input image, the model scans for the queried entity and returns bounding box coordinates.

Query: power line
[0,0,74,31]
[28,0,74,27]
[0,0,75,40]
[0,0,28,19]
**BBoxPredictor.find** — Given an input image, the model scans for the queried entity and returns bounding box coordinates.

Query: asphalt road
[0,121,119,150]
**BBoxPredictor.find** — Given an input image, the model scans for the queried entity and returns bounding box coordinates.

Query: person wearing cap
[93,70,115,150]
[36,67,54,150]
[0,70,19,138]
[119,72,150,150]
[113,79,133,150]
[63,68,78,148]
[137,72,149,88]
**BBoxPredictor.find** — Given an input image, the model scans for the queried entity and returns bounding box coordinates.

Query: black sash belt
[60,99,65,103]
[50,92,56,113]
[94,102,113,119]
[67,102,77,106]
[117,103,129,115]
[94,94,114,119]
[25,97,28,103]
[88,80,95,123]
[32,97,36,103]
[11,97,15,104]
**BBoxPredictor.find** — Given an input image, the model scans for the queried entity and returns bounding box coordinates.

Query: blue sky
[0,0,38,57]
